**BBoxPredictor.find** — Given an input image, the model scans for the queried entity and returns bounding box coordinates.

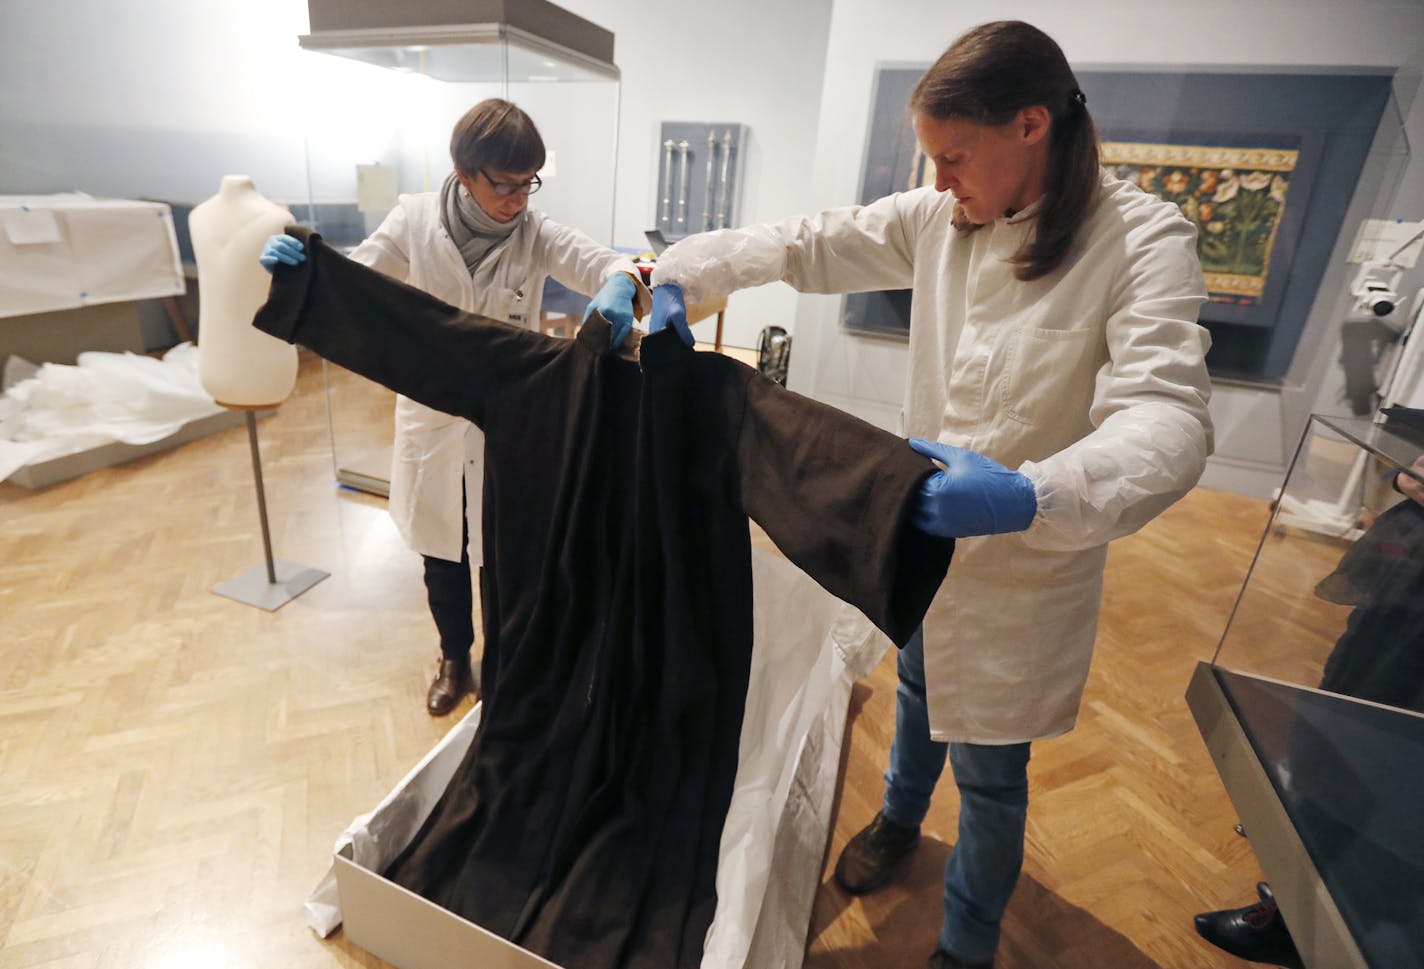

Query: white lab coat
[351,192,650,564]
[652,172,1213,743]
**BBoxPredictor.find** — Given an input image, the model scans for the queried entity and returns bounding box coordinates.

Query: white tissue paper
[0,343,223,482]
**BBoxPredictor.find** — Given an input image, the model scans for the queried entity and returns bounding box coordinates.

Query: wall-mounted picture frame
[1101,135,1321,328]
[841,68,922,340]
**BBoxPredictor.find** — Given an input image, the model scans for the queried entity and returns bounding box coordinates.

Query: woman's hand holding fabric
[584,273,638,349]
[650,284,694,347]
[258,234,305,274]
[907,437,1038,538]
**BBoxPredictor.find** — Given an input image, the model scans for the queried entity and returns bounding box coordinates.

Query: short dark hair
[911,21,1100,281]
[449,98,546,176]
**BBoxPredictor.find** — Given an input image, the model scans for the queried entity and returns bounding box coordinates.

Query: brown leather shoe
[832,810,921,895]
[928,948,992,969]
[426,656,475,716]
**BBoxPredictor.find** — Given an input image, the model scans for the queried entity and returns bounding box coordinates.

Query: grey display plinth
[214,410,329,610]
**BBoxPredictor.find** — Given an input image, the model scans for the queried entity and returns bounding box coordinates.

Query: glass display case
[294,2,620,495]
[1188,412,1424,969]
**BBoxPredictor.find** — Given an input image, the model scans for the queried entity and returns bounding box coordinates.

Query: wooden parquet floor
[1,349,1273,968]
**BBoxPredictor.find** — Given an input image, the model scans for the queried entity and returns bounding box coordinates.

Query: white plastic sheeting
[0,193,185,319]
[305,549,893,969]
[0,343,223,482]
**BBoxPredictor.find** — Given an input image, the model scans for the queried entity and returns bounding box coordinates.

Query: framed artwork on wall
[1099,134,1324,330]
[1105,142,1298,309]
[842,66,1398,380]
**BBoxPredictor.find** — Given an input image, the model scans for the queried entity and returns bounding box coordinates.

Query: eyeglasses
[479,169,542,196]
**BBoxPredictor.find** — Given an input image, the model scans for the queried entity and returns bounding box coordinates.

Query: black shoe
[426,656,475,716]
[927,948,992,969]
[1193,896,1303,968]
[832,811,921,895]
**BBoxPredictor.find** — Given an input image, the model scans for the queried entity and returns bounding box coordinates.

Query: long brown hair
[910,21,1100,281]
[449,98,546,176]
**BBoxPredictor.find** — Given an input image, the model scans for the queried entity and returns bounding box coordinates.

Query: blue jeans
[882,628,1032,963]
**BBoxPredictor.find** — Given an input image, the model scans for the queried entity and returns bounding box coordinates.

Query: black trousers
[422,484,474,662]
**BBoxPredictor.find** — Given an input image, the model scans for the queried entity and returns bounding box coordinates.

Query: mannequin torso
[191,175,297,408]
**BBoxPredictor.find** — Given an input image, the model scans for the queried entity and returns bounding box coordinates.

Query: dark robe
[254,227,952,969]
[1314,498,1424,712]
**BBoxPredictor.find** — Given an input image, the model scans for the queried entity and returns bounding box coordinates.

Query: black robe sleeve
[734,369,953,647]
[252,225,559,428]
[253,226,952,649]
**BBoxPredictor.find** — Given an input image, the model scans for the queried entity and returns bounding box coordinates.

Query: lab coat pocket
[1001,326,1098,427]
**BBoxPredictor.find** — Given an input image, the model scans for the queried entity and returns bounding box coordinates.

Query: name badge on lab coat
[506,287,525,324]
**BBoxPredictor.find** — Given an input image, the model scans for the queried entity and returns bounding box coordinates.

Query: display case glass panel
[297,39,619,495]
[1193,412,1424,967]
[1213,413,1424,710]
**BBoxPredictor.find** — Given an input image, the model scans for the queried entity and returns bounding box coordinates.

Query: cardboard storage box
[310,550,892,969]
[335,838,560,969]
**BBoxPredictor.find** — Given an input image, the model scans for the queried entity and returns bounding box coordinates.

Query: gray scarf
[440,171,519,274]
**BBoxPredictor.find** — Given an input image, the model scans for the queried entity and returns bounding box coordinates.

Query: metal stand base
[213,559,329,611]
[213,410,329,611]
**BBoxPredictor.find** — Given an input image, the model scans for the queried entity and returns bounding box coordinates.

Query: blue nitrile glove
[584,273,638,349]
[650,283,694,347]
[907,437,1038,538]
[258,233,305,274]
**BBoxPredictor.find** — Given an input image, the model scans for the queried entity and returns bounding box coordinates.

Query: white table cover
[0,192,185,319]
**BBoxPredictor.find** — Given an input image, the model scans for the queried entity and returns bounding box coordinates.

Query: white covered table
[0,192,186,367]
[0,194,235,487]
[0,192,185,318]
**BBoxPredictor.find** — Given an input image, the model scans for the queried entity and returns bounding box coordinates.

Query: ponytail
[1018,88,1100,281]
[912,22,1101,281]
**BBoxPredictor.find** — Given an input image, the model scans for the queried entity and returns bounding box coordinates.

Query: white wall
[551,0,834,349]
[0,0,831,350]
[0,1,409,203]
[0,1,622,237]
[784,0,1424,497]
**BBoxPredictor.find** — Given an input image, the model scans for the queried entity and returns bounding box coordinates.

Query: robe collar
[578,313,686,369]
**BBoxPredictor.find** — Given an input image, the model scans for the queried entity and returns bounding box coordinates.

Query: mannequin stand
[213,410,329,610]
[1275,289,1424,541]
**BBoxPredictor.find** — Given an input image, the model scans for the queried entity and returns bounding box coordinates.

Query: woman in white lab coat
[648,21,1212,969]
[263,99,649,717]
